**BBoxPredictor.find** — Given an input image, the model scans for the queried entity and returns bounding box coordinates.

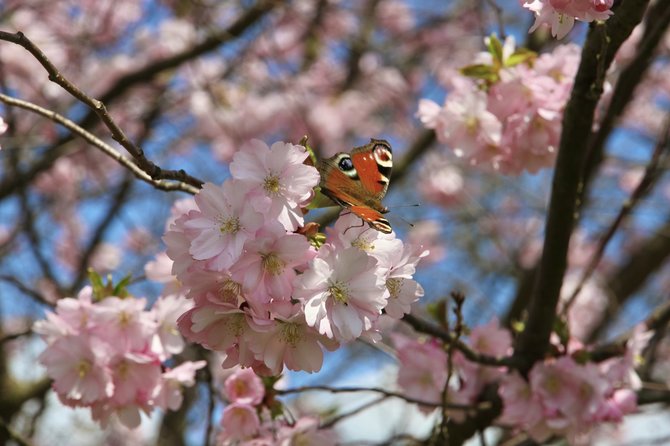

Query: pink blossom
[229,140,320,231]
[498,371,544,429]
[151,294,192,359]
[521,0,613,39]
[394,335,448,408]
[38,334,113,404]
[185,181,264,271]
[108,351,161,407]
[90,296,157,352]
[295,245,388,341]
[231,224,314,304]
[154,360,207,411]
[220,402,261,441]
[432,87,503,162]
[407,220,446,264]
[327,212,403,269]
[177,303,251,352]
[383,244,428,319]
[224,368,265,405]
[417,152,464,207]
[33,286,94,340]
[248,302,338,374]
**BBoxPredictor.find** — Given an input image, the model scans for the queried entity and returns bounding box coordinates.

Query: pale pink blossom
[108,351,162,407]
[383,244,428,319]
[38,334,113,404]
[521,0,613,39]
[185,181,264,271]
[418,152,464,207]
[89,242,122,273]
[327,212,403,269]
[223,368,265,405]
[220,402,261,441]
[248,302,338,374]
[151,294,192,359]
[229,140,320,231]
[230,224,315,303]
[295,245,388,341]
[33,286,94,340]
[90,296,157,352]
[154,360,207,411]
[394,335,448,410]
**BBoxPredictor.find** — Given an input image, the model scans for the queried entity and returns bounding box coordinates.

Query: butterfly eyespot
[338,157,354,171]
[373,145,392,162]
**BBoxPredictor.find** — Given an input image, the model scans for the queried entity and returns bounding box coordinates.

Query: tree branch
[513,1,650,373]
[0,93,199,194]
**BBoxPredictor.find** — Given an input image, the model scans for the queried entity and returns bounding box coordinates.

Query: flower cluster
[498,352,640,443]
[418,36,582,174]
[394,319,511,418]
[163,140,427,376]
[521,0,614,39]
[218,368,337,444]
[33,286,205,428]
[395,319,648,444]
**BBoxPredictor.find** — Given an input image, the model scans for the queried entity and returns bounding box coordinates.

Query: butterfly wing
[317,139,394,233]
[350,139,393,202]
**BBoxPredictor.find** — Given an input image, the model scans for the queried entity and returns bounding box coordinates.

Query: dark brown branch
[513,1,650,374]
[0,276,52,308]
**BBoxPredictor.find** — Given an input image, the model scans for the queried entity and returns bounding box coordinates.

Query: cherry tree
[1,0,670,445]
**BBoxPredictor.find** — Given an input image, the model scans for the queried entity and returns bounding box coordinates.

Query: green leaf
[113,274,132,298]
[460,64,499,83]
[487,34,504,65]
[505,48,537,67]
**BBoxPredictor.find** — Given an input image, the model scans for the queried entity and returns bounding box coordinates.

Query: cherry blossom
[223,368,265,405]
[295,245,388,342]
[229,140,320,231]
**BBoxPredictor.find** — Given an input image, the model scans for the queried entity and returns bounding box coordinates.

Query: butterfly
[317,138,393,234]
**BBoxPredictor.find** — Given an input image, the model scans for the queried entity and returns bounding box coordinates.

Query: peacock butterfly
[317,139,393,234]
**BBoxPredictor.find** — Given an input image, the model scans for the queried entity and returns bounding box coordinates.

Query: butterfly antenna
[387,203,421,210]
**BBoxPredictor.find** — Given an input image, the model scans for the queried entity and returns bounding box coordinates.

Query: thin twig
[276,385,476,411]
[402,313,519,368]
[563,114,670,312]
[0,31,204,189]
[321,396,386,429]
[0,93,199,194]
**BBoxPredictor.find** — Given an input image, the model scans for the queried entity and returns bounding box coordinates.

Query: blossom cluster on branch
[394,318,651,444]
[163,140,427,378]
[418,36,590,174]
[521,0,614,39]
[33,281,205,429]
